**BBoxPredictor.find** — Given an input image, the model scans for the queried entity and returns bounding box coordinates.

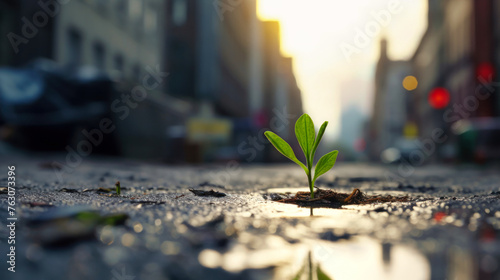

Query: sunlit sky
[257,0,427,140]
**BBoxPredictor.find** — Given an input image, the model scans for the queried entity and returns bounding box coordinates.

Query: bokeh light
[476,62,495,81]
[402,75,418,91]
[428,88,450,109]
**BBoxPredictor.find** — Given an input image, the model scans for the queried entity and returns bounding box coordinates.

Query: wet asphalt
[1,155,500,280]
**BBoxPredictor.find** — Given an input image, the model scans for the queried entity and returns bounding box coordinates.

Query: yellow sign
[403,122,418,139]
[187,118,232,143]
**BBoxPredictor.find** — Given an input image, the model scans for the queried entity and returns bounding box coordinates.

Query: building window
[114,54,124,76]
[144,6,157,33]
[92,42,106,70]
[116,0,128,23]
[132,64,141,80]
[95,0,108,13]
[67,28,83,68]
[129,0,143,21]
[172,0,187,26]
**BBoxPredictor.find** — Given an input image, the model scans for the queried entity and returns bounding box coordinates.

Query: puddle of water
[199,235,430,280]
[262,199,377,231]
[266,204,346,217]
[308,237,430,280]
[198,238,302,273]
[264,199,362,217]
[218,191,431,279]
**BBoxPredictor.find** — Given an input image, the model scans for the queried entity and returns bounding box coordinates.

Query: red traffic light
[476,62,494,81]
[428,87,450,109]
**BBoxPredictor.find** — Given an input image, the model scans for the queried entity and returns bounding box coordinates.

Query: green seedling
[265,114,338,199]
[115,181,121,195]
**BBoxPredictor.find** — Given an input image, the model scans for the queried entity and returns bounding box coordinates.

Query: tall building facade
[368,39,411,160]
[372,0,500,162]
[1,0,181,160]
[408,0,446,154]
[0,0,19,66]
[165,0,303,162]
[54,0,165,80]
[2,0,303,162]
[412,0,498,160]
[4,0,166,81]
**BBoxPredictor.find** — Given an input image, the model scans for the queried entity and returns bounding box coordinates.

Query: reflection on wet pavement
[3,160,500,279]
[264,202,350,218]
[311,237,430,280]
[197,230,430,280]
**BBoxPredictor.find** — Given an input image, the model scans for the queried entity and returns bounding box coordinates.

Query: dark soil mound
[277,188,409,208]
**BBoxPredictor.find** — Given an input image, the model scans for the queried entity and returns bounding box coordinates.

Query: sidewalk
[1,155,499,279]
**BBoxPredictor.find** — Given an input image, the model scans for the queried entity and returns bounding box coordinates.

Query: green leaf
[310,121,328,162]
[316,265,333,280]
[264,131,308,174]
[295,114,316,162]
[313,150,338,182]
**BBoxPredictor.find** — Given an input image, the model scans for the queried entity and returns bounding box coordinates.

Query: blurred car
[0,59,116,152]
[380,138,422,164]
[452,118,500,162]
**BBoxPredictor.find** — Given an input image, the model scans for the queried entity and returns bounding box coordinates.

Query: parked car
[0,59,116,152]
[452,118,500,162]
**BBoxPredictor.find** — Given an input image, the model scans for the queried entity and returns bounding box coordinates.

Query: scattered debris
[28,207,128,247]
[183,216,231,248]
[263,193,289,201]
[434,211,447,222]
[82,187,125,193]
[175,194,186,199]
[320,231,351,242]
[38,162,63,170]
[115,181,121,195]
[129,200,165,205]
[24,202,54,207]
[189,189,226,197]
[79,187,124,197]
[198,181,225,189]
[372,207,388,213]
[58,188,79,193]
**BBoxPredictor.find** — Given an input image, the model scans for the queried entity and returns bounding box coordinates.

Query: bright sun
[256,0,427,140]
[257,0,365,57]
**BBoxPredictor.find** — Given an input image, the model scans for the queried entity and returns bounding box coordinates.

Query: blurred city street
[2,0,500,279]
[1,155,500,279]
